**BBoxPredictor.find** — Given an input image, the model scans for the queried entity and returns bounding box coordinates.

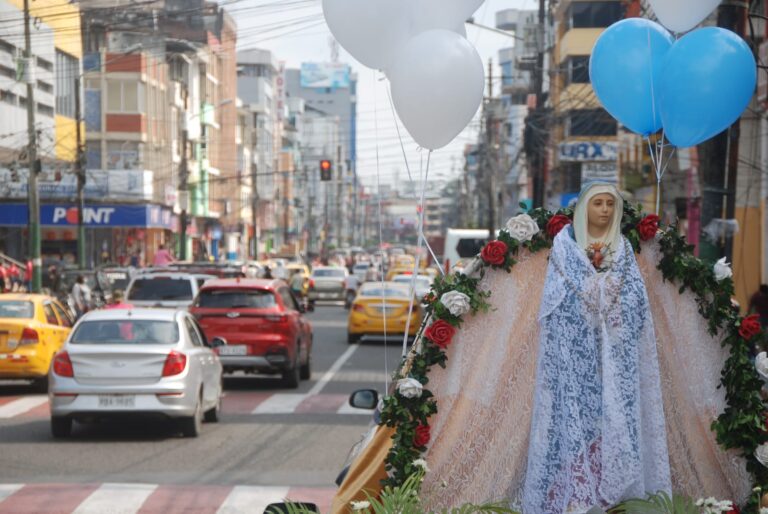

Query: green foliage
[611,491,698,514]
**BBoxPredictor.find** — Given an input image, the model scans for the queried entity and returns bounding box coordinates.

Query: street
[0,306,404,513]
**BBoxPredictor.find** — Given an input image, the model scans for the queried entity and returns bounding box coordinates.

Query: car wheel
[204,381,222,423]
[180,393,203,437]
[347,332,360,345]
[299,346,311,380]
[282,350,300,389]
[51,416,72,438]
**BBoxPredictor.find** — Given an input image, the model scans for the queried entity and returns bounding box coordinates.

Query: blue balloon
[660,27,757,148]
[590,19,674,136]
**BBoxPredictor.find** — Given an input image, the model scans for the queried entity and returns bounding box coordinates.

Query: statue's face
[587,193,616,232]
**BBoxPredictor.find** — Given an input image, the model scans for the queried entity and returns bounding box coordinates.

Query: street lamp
[178,97,234,261]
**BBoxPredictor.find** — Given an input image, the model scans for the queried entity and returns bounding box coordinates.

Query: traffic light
[320,159,332,181]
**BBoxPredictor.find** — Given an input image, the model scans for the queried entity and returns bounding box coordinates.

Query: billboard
[559,141,618,162]
[0,169,154,202]
[300,62,350,89]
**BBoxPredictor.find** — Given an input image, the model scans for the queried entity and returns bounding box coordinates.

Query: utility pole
[531,0,547,208]
[304,165,312,256]
[179,126,189,261]
[251,164,259,259]
[698,0,746,262]
[75,78,86,269]
[485,58,498,241]
[23,0,41,292]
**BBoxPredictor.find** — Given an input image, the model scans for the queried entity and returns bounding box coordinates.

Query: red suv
[189,279,313,388]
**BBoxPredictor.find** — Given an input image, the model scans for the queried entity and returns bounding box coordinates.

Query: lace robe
[418,237,750,511]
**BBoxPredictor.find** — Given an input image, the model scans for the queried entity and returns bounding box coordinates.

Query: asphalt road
[0,305,406,513]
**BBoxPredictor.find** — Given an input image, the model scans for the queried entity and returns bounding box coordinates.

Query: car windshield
[196,289,276,309]
[0,301,34,319]
[393,276,431,288]
[359,287,410,298]
[70,320,179,345]
[128,278,193,301]
[353,264,369,270]
[313,269,345,278]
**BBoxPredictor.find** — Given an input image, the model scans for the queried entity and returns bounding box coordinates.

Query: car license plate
[219,345,248,356]
[98,395,135,408]
[319,293,334,299]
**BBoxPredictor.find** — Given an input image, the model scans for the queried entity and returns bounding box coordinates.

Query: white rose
[397,377,423,399]
[756,352,768,384]
[714,257,733,281]
[350,500,370,511]
[440,290,471,317]
[412,458,429,472]
[505,213,540,242]
[756,443,768,467]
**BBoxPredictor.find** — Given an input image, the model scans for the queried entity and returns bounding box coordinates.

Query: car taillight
[265,314,288,324]
[308,279,315,289]
[352,304,365,313]
[19,327,39,346]
[162,351,187,377]
[53,351,74,377]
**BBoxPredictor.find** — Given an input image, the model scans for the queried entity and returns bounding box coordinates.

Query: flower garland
[378,202,768,511]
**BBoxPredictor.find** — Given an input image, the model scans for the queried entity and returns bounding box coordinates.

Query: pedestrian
[8,263,20,291]
[71,275,92,319]
[104,290,133,310]
[749,284,768,329]
[0,264,7,293]
[263,266,273,279]
[153,244,175,267]
[344,273,359,309]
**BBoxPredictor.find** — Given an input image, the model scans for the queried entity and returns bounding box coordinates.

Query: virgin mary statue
[331,182,752,513]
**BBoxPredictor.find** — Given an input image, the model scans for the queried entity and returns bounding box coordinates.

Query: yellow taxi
[347,282,422,344]
[385,267,416,281]
[0,294,73,389]
[393,255,415,268]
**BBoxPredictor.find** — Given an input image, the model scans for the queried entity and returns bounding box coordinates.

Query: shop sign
[0,169,153,201]
[0,204,174,230]
[559,141,618,162]
[582,162,619,184]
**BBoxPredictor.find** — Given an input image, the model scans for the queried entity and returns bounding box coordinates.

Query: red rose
[413,423,431,448]
[739,314,762,341]
[637,214,660,241]
[726,505,740,514]
[546,214,572,238]
[424,319,456,349]
[480,240,508,266]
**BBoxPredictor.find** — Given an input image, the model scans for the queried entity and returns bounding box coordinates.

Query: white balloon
[322,0,411,70]
[389,30,485,150]
[648,0,721,33]
[322,0,480,70]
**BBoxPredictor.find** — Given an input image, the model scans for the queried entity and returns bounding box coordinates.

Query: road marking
[0,483,22,502]
[307,319,347,328]
[336,401,375,416]
[313,370,389,383]
[307,344,359,396]
[72,483,157,514]
[216,486,290,514]
[251,393,307,414]
[0,395,47,418]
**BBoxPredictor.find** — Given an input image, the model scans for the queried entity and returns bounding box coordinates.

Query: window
[86,141,102,169]
[43,304,59,325]
[0,39,15,55]
[55,51,78,118]
[0,90,17,106]
[0,64,14,79]
[106,80,144,113]
[185,318,203,347]
[37,80,53,94]
[565,56,590,86]
[38,57,53,72]
[568,2,623,29]
[37,103,54,117]
[195,289,276,309]
[106,141,140,170]
[0,301,34,318]
[70,320,180,345]
[52,303,73,328]
[567,109,617,137]
[278,288,298,311]
[127,277,194,301]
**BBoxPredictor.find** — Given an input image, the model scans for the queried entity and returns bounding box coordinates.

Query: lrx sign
[559,141,618,162]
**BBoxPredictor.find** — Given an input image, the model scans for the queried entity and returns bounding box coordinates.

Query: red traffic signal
[320,160,332,181]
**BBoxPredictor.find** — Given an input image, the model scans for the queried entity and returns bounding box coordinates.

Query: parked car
[347,282,422,344]
[99,266,136,292]
[48,308,223,438]
[352,263,371,284]
[0,294,73,391]
[125,273,200,309]
[189,279,313,388]
[391,274,433,300]
[307,267,349,308]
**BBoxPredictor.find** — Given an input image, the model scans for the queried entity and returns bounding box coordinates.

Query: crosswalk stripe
[0,484,23,503]
[251,393,307,414]
[216,486,290,514]
[307,345,358,396]
[72,483,158,514]
[0,395,47,418]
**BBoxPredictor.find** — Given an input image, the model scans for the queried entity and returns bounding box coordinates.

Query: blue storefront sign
[0,204,175,230]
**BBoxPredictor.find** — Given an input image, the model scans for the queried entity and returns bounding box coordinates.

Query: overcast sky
[234,0,539,190]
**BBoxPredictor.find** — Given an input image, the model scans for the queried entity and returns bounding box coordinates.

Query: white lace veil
[573,182,624,257]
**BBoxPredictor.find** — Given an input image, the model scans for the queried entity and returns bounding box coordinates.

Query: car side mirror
[265,503,319,514]
[210,337,227,348]
[349,389,378,410]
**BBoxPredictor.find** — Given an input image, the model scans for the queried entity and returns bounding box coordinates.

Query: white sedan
[49,308,223,438]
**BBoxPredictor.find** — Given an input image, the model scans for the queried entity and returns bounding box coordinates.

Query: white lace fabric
[419,237,750,512]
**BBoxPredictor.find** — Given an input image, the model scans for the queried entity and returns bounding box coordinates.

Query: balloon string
[373,71,389,391]
[402,150,432,358]
[386,84,446,276]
